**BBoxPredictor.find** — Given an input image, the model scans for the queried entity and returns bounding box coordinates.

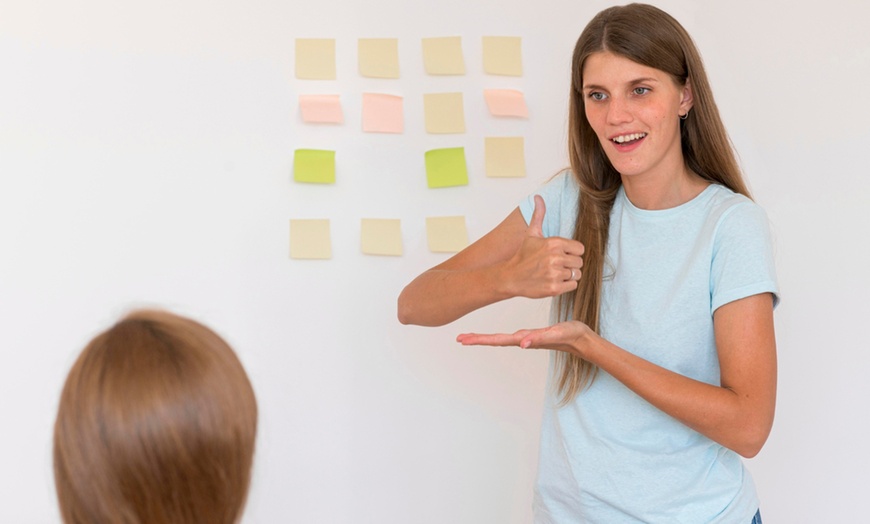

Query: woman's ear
[680,80,694,115]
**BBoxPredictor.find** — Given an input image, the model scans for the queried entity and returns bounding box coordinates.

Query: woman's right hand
[398,194,584,327]
[501,195,585,299]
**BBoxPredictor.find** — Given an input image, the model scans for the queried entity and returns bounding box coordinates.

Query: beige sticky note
[422,37,465,75]
[299,94,343,123]
[290,219,332,259]
[482,36,522,76]
[423,92,465,134]
[485,137,526,178]
[362,93,403,133]
[483,89,528,118]
[358,38,400,78]
[360,218,403,256]
[426,216,469,253]
[296,39,336,80]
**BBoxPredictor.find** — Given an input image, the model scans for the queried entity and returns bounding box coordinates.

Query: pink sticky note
[299,94,343,124]
[362,93,403,133]
[483,89,528,118]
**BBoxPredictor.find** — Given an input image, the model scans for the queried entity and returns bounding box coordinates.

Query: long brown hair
[555,3,751,403]
[54,310,258,524]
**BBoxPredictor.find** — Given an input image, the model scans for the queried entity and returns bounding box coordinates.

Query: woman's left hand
[457,321,592,355]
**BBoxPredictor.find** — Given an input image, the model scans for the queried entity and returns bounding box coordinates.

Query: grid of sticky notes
[290,36,528,259]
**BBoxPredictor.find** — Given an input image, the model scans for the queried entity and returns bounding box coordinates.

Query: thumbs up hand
[504,195,585,299]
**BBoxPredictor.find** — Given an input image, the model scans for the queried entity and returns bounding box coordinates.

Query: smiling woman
[581,52,694,193]
[398,3,777,523]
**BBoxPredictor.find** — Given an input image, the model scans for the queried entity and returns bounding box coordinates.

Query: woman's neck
[620,167,709,210]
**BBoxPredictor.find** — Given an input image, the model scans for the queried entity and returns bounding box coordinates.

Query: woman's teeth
[612,133,647,144]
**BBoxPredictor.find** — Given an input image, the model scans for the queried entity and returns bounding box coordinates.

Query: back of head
[54,310,258,524]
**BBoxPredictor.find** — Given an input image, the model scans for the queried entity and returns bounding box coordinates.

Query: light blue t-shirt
[519,172,779,524]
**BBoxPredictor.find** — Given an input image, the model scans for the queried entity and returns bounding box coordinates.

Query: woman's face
[581,51,693,182]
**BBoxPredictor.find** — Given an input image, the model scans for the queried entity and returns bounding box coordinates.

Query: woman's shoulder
[705,184,767,222]
[520,170,580,236]
[704,184,772,244]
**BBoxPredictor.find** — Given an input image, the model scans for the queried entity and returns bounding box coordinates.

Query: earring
[679,111,689,120]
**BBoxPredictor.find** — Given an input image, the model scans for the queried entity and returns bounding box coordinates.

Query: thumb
[528,195,546,237]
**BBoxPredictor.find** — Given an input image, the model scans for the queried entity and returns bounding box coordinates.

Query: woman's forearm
[583,334,771,457]
[397,264,512,327]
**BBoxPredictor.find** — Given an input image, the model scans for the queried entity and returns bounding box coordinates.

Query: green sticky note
[425,147,468,188]
[294,149,335,184]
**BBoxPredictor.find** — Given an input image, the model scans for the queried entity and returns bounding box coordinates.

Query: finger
[563,267,582,282]
[555,239,585,256]
[457,334,520,347]
[457,330,535,347]
[527,195,546,238]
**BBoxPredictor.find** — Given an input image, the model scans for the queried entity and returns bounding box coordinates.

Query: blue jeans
[752,509,763,524]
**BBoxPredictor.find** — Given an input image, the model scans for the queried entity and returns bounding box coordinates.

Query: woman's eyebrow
[582,77,661,91]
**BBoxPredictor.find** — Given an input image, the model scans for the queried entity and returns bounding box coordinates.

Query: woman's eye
[632,87,650,95]
[589,92,606,101]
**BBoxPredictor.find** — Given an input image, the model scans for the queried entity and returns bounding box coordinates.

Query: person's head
[54,309,257,524]
[556,4,749,403]
[567,2,747,195]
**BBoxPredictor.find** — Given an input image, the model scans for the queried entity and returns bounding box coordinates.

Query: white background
[1,0,868,522]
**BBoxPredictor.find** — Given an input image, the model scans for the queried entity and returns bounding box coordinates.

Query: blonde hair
[555,3,751,403]
[54,310,257,524]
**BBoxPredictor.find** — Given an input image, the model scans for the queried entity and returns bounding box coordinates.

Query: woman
[398,4,777,523]
[54,309,258,524]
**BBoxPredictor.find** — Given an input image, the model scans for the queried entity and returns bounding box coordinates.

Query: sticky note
[483,89,528,118]
[358,38,400,78]
[424,93,465,134]
[299,94,343,124]
[290,219,332,259]
[360,218,403,256]
[362,93,403,133]
[426,216,469,253]
[422,37,465,75]
[425,148,468,188]
[295,39,336,80]
[293,149,335,184]
[482,36,522,76]
[485,137,526,178]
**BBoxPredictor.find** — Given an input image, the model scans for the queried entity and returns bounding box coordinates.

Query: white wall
[1,0,868,522]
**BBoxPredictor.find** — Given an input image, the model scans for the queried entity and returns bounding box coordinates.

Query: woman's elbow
[397,293,412,325]
[397,297,413,325]
[397,289,426,326]
[731,422,773,458]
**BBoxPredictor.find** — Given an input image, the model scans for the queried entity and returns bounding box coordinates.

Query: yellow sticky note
[296,39,336,80]
[362,93,403,133]
[426,216,469,253]
[299,94,343,124]
[425,148,468,188]
[423,93,465,134]
[360,218,403,256]
[358,38,400,78]
[485,137,526,178]
[422,37,465,75]
[483,89,528,118]
[482,36,522,76]
[294,149,335,184]
[290,219,332,259]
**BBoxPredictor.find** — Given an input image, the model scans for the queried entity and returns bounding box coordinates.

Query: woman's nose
[606,97,632,124]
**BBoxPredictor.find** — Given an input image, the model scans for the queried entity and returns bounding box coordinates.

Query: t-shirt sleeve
[518,171,577,238]
[710,202,780,313]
